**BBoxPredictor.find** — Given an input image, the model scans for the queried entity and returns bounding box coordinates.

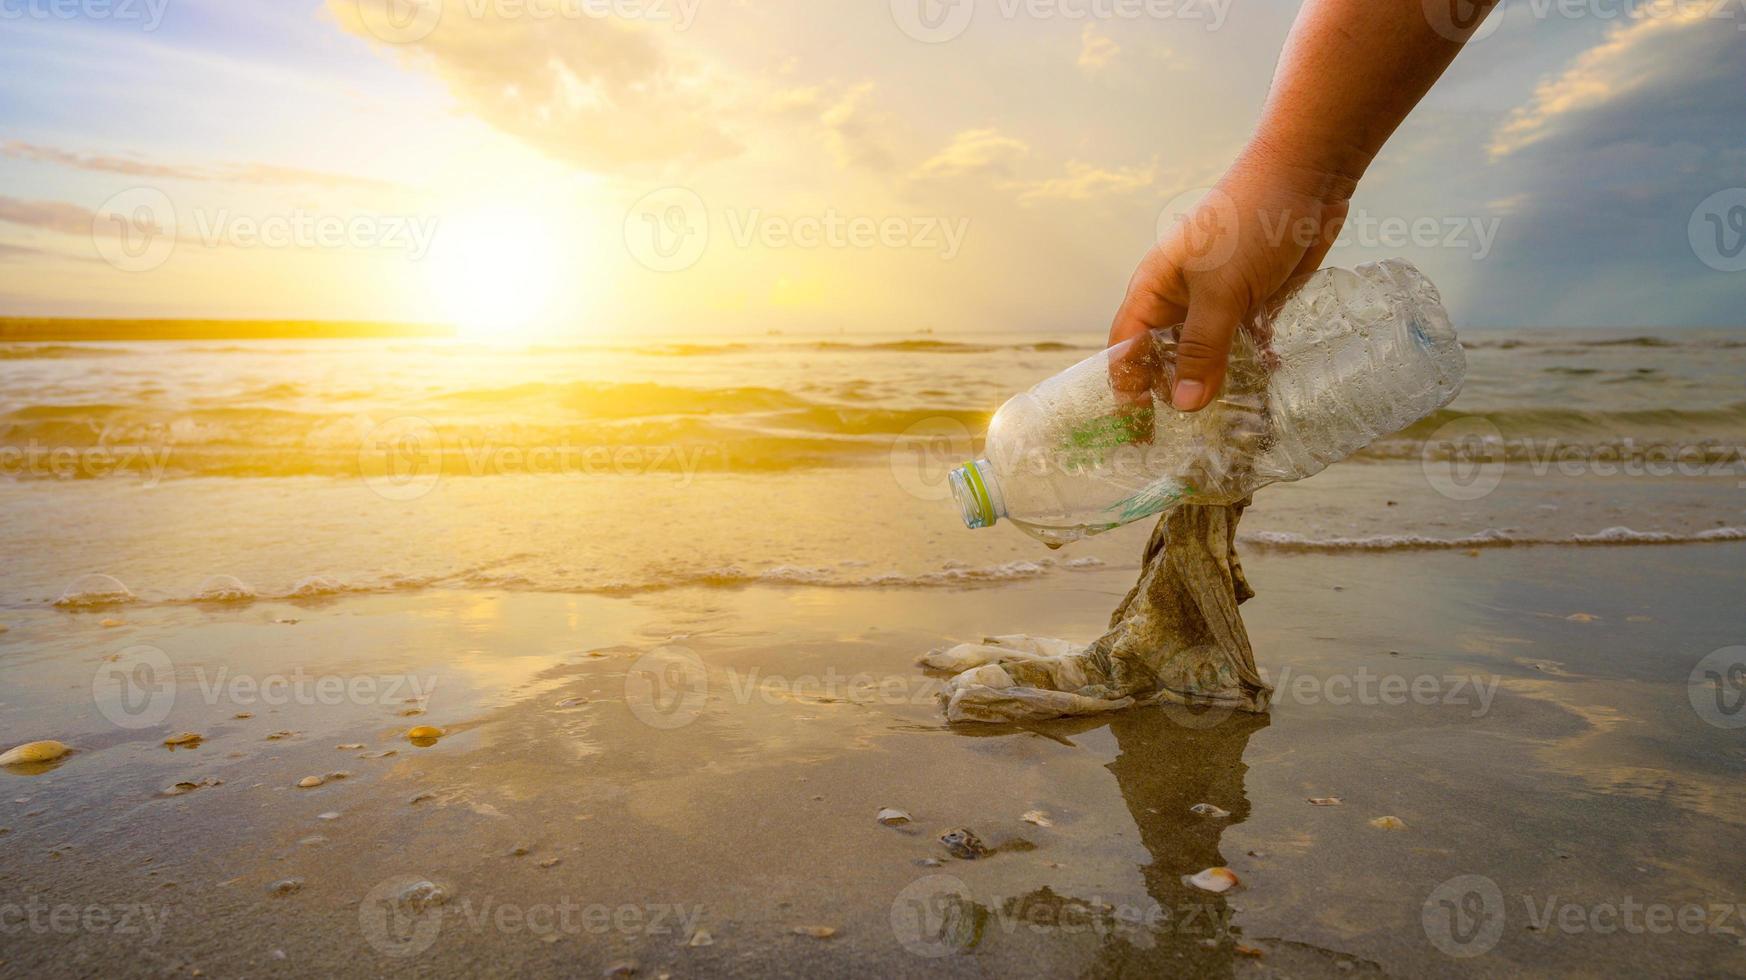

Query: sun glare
[426,209,569,342]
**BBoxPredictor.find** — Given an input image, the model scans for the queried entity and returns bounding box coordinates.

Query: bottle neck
[948,459,1006,529]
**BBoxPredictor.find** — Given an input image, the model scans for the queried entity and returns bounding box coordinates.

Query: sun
[425,209,569,342]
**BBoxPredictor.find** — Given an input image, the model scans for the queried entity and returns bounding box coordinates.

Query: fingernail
[1172,380,1205,410]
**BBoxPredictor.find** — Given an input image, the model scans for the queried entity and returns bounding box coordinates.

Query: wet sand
[2,543,1744,977]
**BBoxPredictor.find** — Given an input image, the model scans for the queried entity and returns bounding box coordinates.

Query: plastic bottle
[949,258,1466,545]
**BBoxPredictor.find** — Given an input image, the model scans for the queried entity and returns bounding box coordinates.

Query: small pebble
[163,732,203,747]
[1368,815,1407,830]
[0,741,71,766]
[406,726,444,742]
[317,811,341,820]
[297,776,324,789]
[1307,797,1344,806]
[233,712,253,719]
[1189,803,1230,818]
[792,925,837,939]
[1565,612,1599,623]
[510,845,531,857]
[408,791,436,805]
[603,960,637,977]
[267,878,304,897]
[336,744,364,751]
[938,828,987,860]
[538,857,561,868]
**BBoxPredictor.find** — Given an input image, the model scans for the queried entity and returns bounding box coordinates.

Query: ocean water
[2,328,1743,608]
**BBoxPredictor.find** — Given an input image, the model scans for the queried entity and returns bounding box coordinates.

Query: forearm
[1246,0,1502,199]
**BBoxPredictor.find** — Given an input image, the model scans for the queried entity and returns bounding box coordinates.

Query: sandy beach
[5,541,1744,976]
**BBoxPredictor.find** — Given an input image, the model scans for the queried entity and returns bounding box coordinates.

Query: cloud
[1078,24,1119,72]
[324,0,738,172]
[910,128,1030,181]
[1464,16,1746,326]
[0,197,98,237]
[1008,160,1156,203]
[819,82,897,171]
[1,141,395,190]
[1488,6,1715,159]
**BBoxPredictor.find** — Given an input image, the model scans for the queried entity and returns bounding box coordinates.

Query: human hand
[1109,139,1356,411]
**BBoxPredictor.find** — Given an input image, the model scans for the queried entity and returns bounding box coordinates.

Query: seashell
[1368,815,1406,830]
[406,726,444,742]
[687,928,713,947]
[267,878,304,897]
[1,741,70,766]
[792,925,836,939]
[1189,803,1230,818]
[938,828,987,860]
[1021,810,1054,827]
[1185,867,1240,894]
[336,744,364,751]
[876,807,911,826]
[163,732,203,747]
[297,776,324,788]
[1307,797,1343,806]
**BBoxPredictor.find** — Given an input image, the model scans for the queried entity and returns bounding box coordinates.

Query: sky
[0,0,1741,338]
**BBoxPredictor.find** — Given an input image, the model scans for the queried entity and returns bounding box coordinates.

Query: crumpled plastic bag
[921,501,1273,724]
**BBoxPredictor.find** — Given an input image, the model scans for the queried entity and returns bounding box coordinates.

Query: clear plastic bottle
[949,258,1466,546]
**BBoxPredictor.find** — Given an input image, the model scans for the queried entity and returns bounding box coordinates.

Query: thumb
[1170,288,1246,411]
